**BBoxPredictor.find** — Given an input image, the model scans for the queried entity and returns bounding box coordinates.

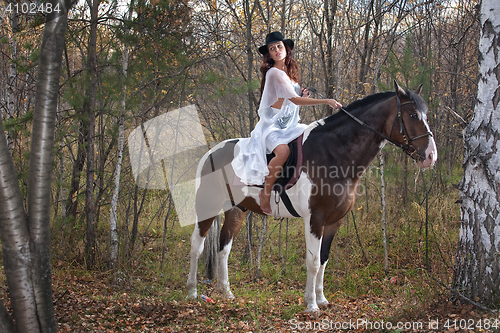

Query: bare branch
[445,106,468,129]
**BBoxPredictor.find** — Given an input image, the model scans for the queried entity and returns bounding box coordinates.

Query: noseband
[338,95,433,162]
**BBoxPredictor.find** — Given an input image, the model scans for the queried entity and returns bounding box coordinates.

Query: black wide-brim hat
[259,31,294,55]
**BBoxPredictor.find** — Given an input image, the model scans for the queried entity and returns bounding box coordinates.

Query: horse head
[389,81,438,168]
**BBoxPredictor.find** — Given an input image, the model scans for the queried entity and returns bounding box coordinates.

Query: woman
[232,31,342,214]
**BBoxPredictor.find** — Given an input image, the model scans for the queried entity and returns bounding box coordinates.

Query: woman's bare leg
[259,144,289,214]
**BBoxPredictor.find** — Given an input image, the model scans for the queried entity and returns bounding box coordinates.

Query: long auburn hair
[260,44,300,94]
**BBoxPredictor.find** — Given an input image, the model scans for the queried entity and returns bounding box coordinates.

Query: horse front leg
[216,207,246,299]
[217,238,235,299]
[187,218,214,299]
[303,213,324,313]
[316,221,342,307]
[315,262,328,307]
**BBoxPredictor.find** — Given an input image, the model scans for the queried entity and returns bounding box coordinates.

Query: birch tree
[109,0,135,270]
[0,0,73,330]
[5,1,17,152]
[453,0,500,308]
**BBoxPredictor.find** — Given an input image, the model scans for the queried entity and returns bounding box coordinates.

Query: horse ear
[415,84,423,95]
[393,80,406,97]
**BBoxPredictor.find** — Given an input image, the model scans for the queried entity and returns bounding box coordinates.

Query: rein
[307,87,433,161]
[338,104,406,151]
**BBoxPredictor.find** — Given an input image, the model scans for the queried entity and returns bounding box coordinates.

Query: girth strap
[278,190,301,217]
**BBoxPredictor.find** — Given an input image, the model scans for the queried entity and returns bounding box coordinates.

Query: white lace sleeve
[258,68,299,121]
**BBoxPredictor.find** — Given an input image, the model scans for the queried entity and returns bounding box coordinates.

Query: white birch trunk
[379,151,389,274]
[256,216,267,280]
[109,36,129,271]
[109,3,134,269]
[453,0,500,307]
[5,11,17,153]
[246,212,254,273]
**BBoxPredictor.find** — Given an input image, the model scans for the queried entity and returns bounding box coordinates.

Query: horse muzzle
[416,136,438,168]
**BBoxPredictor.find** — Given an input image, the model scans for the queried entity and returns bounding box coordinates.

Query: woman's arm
[289,96,343,110]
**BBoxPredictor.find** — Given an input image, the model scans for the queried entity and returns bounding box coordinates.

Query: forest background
[1,0,492,331]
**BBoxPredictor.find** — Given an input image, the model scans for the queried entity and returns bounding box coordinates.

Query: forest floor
[51,269,499,332]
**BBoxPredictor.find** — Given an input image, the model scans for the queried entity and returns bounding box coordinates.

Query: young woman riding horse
[231,31,342,214]
[187,32,438,312]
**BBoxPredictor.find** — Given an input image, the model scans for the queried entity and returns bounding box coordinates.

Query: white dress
[232,67,307,185]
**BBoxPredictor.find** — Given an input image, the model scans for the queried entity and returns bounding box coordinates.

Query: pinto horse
[186,81,437,312]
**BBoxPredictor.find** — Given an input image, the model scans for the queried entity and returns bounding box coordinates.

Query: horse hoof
[223,290,235,299]
[186,290,198,300]
[316,295,329,307]
[317,299,329,307]
[304,305,320,314]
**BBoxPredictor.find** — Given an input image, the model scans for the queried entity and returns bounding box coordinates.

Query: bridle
[308,87,433,162]
[392,95,434,161]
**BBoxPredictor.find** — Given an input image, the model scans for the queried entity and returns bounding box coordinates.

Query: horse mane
[323,91,395,125]
[345,91,395,112]
[322,89,426,126]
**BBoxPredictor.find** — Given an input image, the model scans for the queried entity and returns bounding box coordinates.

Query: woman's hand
[327,99,342,110]
[300,88,311,98]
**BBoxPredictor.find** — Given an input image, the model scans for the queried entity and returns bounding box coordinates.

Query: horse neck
[309,97,397,179]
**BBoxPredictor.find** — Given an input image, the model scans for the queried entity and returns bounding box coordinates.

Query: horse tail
[203,214,221,280]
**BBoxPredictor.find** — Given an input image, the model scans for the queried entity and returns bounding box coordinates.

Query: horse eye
[410,113,419,119]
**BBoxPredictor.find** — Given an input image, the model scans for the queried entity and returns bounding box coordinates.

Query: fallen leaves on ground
[52,272,499,332]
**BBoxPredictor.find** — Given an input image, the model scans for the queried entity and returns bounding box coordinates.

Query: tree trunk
[256,216,267,280]
[243,212,253,265]
[378,151,389,275]
[402,152,408,209]
[109,1,134,269]
[244,0,256,133]
[56,142,67,218]
[129,185,147,258]
[5,3,18,153]
[0,0,71,331]
[85,0,100,270]
[160,196,173,268]
[64,120,87,221]
[0,110,36,333]
[453,0,500,308]
[27,1,71,328]
[325,0,338,99]
[109,80,125,269]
